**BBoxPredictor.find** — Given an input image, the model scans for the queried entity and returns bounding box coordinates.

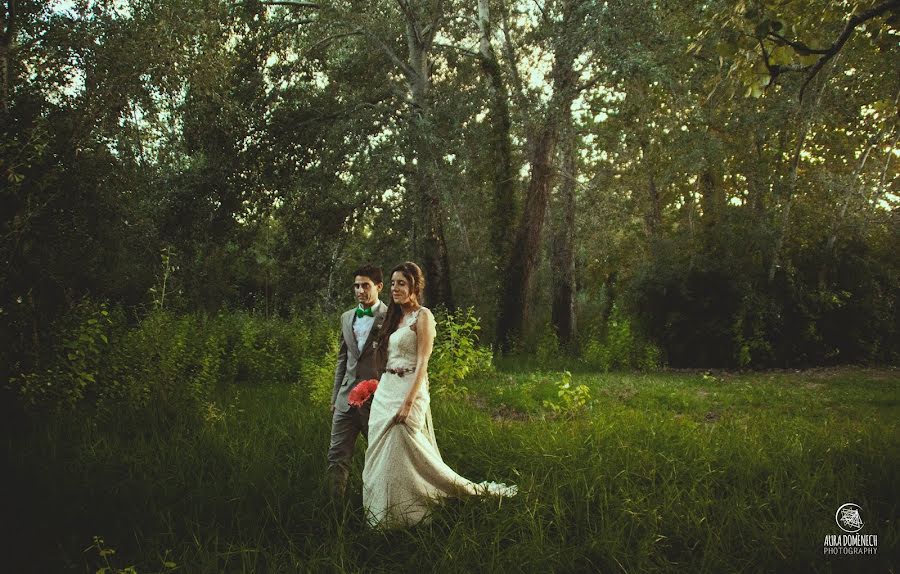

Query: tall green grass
[4,368,897,573]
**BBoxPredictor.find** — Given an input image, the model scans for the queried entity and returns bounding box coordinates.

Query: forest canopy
[2,0,898,373]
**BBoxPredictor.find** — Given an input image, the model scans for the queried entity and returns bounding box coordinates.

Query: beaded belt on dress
[385,366,416,377]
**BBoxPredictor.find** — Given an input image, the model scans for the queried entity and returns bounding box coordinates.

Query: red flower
[348,378,379,408]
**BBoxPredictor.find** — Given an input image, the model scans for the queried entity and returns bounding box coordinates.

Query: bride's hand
[394,400,413,425]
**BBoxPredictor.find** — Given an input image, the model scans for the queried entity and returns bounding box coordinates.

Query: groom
[328,264,387,500]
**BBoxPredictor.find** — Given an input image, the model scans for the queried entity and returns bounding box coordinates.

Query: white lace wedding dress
[362,308,517,528]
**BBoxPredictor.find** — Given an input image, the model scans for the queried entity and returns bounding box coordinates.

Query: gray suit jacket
[332,301,387,413]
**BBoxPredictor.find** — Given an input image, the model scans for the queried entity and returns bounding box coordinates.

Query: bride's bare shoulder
[410,307,434,332]
[416,307,435,325]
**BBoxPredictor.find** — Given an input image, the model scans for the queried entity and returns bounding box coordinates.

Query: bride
[362,261,517,528]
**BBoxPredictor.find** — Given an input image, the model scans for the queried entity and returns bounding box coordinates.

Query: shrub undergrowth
[11,301,337,423]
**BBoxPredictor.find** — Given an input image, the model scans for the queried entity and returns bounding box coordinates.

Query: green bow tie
[356,306,374,318]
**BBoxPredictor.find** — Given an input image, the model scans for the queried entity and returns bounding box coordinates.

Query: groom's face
[354,275,382,308]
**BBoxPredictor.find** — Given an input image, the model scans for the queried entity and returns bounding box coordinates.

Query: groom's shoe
[327,466,349,502]
[326,479,357,526]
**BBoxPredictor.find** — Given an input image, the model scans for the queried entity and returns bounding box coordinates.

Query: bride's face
[390,271,416,306]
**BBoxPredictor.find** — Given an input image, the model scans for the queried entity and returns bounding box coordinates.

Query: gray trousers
[327,403,370,499]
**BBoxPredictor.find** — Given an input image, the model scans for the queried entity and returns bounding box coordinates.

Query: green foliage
[581,306,663,372]
[86,535,177,574]
[14,300,114,411]
[541,370,592,418]
[149,246,180,311]
[296,314,341,407]
[87,536,139,574]
[1,0,897,384]
[535,327,561,365]
[11,304,338,422]
[10,303,499,420]
[468,370,595,420]
[430,307,494,397]
[626,222,899,368]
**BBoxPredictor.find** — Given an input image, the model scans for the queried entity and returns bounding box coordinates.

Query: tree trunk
[402,6,454,309]
[599,272,617,330]
[769,59,835,282]
[873,128,898,204]
[1,0,16,112]
[826,142,875,255]
[768,120,808,283]
[477,0,516,269]
[750,129,769,216]
[641,141,661,241]
[0,36,7,113]
[496,125,558,350]
[699,166,724,230]
[682,189,696,239]
[496,45,576,350]
[409,101,454,309]
[551,124,577,347]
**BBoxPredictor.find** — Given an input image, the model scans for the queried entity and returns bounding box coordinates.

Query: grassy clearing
[4,368,898,573]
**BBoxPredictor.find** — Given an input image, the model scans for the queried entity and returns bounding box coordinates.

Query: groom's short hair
[353,264,383,285]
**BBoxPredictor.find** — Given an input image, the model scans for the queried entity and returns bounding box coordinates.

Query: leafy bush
[623,215,899,368]
[14,300,115,411]
[535,327,560,365]
[296,314,340,407]
[581,305,663,371]
[541,370,591,418]
[429,306,494,397]
[11,303,338,422]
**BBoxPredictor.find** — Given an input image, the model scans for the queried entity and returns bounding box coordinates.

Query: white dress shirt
[353,300,383,354]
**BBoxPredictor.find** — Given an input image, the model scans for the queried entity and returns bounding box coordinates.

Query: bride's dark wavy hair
[375,261,426,373]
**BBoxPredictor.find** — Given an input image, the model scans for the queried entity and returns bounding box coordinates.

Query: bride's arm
[395,308,436,423]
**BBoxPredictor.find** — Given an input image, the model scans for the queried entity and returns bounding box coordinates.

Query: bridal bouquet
[348,379,379,408]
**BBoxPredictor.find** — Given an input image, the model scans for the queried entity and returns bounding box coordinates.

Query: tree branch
[305,30,362,54]
[500,6,527,111]
[356,26,417,80]
[3,0,16,47]
[298,89,396,125]
[1,0,15,112]
[266,17,317,37]
[394,0,416,27]
[758,38,812,88]
[575,71,606,94]
[531,0,551,27]
[260,1,420,84]
[766,31,830,55]
[799,0,900,102]
[433,40,479,58]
